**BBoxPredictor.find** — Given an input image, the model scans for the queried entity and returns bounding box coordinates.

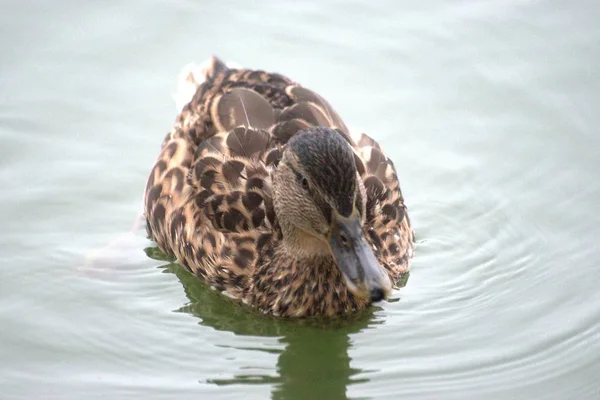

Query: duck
[144,56,414,317]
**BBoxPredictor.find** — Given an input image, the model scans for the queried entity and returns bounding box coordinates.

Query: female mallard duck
[145,56,414,317]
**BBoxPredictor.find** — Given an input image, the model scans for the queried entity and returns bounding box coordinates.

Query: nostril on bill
[370,287,385,303]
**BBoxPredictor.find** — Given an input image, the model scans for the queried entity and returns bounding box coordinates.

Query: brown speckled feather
[145,56,413,316]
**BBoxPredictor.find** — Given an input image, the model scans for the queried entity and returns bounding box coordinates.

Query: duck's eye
[300,176,309,190]
[340,232,349,246]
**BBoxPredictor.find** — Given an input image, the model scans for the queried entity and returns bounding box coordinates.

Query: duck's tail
[173,56,241,112]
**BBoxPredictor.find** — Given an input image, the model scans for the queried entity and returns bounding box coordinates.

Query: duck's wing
[352,133,414,283]
[171,59,349,147]
[187,124,277,233]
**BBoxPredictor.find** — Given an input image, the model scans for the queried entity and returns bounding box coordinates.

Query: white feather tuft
[173,58,241,113]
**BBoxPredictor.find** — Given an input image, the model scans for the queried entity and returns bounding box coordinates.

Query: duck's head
[273,127,392,303]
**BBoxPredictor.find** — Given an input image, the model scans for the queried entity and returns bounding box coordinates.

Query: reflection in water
[145,246,406,400]
[271,328,368,400]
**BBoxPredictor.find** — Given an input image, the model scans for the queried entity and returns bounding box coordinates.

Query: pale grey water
[1,1,599,399]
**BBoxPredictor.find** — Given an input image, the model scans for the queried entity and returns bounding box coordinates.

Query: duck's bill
[328,216,392,302]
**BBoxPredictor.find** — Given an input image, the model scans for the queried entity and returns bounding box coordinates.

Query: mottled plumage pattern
[145,56,414,317]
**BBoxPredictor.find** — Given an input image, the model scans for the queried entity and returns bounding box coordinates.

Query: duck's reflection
[270,327,368,400]
[146,246,408,400]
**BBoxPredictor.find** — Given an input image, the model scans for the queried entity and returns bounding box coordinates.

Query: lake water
[1,1,599,399]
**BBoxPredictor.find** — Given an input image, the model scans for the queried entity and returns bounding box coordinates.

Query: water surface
[1,1,599,399]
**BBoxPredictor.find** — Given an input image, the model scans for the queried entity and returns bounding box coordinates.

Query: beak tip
[370,287,386,303]
[369,274,392,303]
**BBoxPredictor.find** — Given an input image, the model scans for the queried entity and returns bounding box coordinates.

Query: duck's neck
[248,234,368,317]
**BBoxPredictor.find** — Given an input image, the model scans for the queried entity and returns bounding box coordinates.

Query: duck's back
[144,56,413,304]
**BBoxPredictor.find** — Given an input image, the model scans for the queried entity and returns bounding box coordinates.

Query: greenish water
[1,1,599,399]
